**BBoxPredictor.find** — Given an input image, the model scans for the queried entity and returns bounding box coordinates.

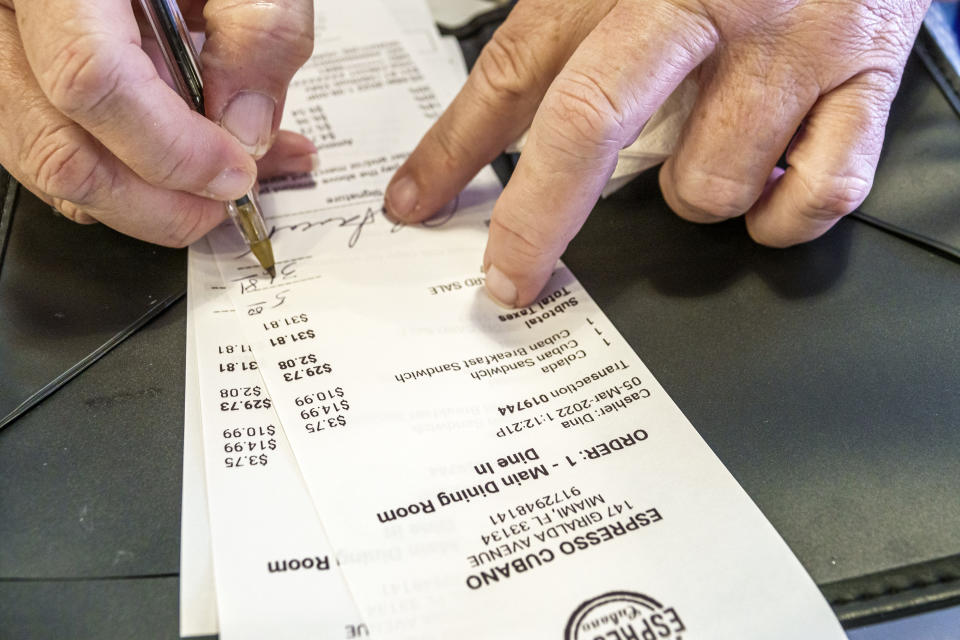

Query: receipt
[188,240,365,639]
[180,1,468,636]
[198,12,845,639]
[180,311,218,638]
[187,0,846,636]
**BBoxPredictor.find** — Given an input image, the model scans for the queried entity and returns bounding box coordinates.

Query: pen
[137,0,277,278]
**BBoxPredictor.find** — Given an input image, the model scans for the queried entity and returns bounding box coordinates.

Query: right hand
[0,0,316,246]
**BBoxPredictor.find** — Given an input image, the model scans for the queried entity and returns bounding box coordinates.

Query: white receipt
[181,1,468,636]
[196,7,846,638]
[188,240,365,639]
[180,312,219,637]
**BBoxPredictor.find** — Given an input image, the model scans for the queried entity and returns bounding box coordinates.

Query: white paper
[181,1,470,636]
[189,239,368,640]
[198,11,845,636]
[388,0,444,55]
[180,309,219,638]
[440,35,469,80]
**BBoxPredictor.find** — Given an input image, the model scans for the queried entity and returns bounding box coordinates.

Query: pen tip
[249,237,276,279]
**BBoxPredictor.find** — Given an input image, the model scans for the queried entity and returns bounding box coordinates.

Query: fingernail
[484,265,518,308]
[221,91,276,157]
[385,174,418,219]
[309,152,320,172]
[205,167,255,200]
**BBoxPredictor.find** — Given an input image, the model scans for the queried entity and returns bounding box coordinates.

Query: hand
[384,0,929,307]
[0,0,315,246]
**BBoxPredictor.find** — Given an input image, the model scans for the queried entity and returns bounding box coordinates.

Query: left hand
[383,0,929,308]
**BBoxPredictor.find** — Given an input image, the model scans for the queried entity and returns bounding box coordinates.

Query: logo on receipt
[564,591,686,640]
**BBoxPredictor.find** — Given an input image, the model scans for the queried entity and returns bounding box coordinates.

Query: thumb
[200,0,314,158]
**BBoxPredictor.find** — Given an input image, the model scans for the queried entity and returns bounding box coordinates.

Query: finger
[384,0,614,222]
[13,0,256,200]
[483,1,718,307]
[200,0,314,158]
[55,203,99,225]
[256,130,318,179]
[659,48,819,223]
[0,10,224,247]
[744,72,896,246]
[10,122,226,247]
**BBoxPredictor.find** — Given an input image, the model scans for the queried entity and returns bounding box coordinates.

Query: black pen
[138,0,276,277]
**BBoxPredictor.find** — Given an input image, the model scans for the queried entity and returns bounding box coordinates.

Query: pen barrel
[225,191,269,245]
[137,0,204,113]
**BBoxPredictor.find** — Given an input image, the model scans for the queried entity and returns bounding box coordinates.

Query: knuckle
[672,168,758,219]
[164,199,215,248]
[24,122,102,203]
[428,119,473,176]
[548,70,625,146]
[797,168,872,219]
[278,11,315,67]
[263,15,313,67]
[650,1,719,60]
[533,72,626,163]
[42,36,125,117]
[489,212,555,268]
[217,3,314,69]
[855,70,901,109]
[473,27,535,102]
[147,127,198,186]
